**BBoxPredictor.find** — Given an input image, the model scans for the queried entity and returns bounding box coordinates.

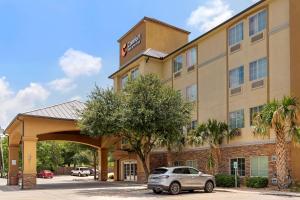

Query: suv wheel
[204,181,214,193]
[169,182,181,195]
[152,188,162,194]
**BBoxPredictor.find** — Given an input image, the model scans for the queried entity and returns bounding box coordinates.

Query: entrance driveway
[1,176,299,200]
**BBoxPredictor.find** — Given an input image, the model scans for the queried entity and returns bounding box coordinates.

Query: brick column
[113,160,120,181]
[98,148,108,181]
[22,137,37,189]
[8,144,19,185]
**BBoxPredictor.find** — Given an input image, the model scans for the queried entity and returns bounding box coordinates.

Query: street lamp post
[0,127,5,178]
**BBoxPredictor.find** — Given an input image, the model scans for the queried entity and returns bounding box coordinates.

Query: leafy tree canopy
[79,74,192,178]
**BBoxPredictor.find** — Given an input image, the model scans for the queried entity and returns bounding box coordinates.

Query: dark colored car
[37,170,54,179]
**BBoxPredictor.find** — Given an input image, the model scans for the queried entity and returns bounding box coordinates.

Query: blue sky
[0,0,258,127]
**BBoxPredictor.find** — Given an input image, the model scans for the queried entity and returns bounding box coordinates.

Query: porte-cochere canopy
[5,100,124,189]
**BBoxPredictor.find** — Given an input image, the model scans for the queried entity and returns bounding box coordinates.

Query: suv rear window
[152,168,168,174]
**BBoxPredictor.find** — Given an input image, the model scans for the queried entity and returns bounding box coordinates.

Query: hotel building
[109,0,300,183]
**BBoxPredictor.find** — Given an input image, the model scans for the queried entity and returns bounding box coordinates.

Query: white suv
[148,166,215,195]
[71,167,90,177]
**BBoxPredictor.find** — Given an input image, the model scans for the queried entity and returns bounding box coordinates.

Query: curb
[215,188,300,197]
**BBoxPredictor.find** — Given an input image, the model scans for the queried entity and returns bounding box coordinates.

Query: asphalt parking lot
[0,176,299,200]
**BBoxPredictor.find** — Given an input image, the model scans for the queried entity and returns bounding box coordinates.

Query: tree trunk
[211,146,220,175]
[275,129,288,189]
[167,146,173,167]
[138,154,150,182]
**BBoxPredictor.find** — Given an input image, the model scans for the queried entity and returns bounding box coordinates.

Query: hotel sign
[121,34,141,57]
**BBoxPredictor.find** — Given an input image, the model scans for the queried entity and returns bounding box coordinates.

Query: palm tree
[188,119,238,175]
[253,96,300,189]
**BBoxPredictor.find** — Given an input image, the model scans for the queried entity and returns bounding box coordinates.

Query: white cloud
[0,77,49,128]
[48,78,77,92]
[187,0,233,32]
[59,48,102,78]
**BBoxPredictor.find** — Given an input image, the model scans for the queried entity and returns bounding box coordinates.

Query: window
[187,120,197,133]
[229,22,243,46]
[131,68,139,80]
[250,58,267,81]
[151,168,168,174]
[186,84,197,102]
[173,55,183,73]
[250,105,264,126]
[121,75,128,89]
[229,110,244,129]
[229,66,244,88]
[173,161,185,167]
[249,10,267,36]
[173,168,190,174]
[186,160,198,169]
[186,47,197,68]
[121,137,129,145]
[230,158,245,176]
[188,168,199,174]
[251,156,268,177]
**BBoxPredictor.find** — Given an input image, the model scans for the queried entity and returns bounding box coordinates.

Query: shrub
[215,173,240,187]
[246,177,268,188]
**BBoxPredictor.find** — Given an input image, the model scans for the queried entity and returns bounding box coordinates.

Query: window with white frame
[229,22,243,46]
[186,47,197,68]
[187,120,197,133]
[250,105,264,126]
[186,84,197,102]
[186,160,198,169]
[173,55,183,74]
[249,58,267,81]
[249,10,267,36]
[229,66,244,88]
[173,161,185,166]
[131,68,139,80]
[230,158,245,176]
[250,156,268,177]
[229,109,244,129]
[121,75,128,89]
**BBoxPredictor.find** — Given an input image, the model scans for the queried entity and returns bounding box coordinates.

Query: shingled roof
[23,100,86,120]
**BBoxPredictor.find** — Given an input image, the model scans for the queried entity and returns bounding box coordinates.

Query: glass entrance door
[123,161,137,181]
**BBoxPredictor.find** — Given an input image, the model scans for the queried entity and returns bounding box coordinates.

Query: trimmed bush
[215,173,240,187]
[246,177,268,188]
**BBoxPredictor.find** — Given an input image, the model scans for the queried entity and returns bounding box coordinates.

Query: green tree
[253,96,300,189]
[37,141,64,171]
[1,136,8,176]
[79,74,192,179]
[188,119,238,175]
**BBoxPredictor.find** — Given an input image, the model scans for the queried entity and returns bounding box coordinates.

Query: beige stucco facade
[110,0,300,183]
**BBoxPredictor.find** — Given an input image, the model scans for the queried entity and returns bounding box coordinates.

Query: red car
[37,170,54,179]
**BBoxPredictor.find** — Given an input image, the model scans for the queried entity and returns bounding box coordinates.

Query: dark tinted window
[189,168,199,174]
[152,168,168,174]
[230,158,245,176]
[173,168,190,174]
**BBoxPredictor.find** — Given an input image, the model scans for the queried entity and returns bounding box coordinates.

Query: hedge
[215,174,240,187]
[246,177,268,188]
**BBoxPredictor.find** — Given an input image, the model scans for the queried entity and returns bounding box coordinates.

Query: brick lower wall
[22,173,36,189]
[150,143,292,184]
